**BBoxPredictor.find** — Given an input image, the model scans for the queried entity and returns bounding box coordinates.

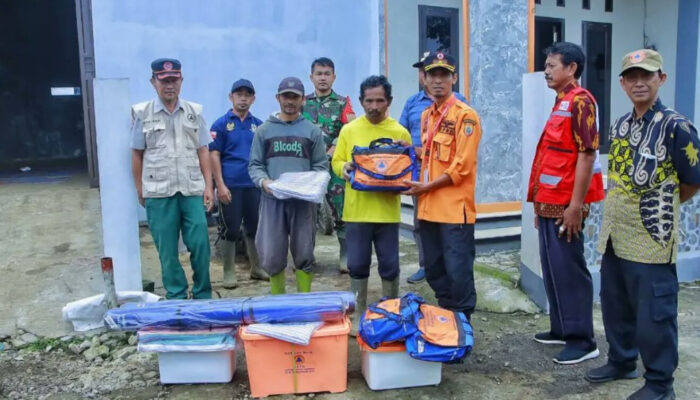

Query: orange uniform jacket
[417,94,482,224]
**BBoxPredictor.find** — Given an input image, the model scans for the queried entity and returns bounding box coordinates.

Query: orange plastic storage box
[239,317,350,398]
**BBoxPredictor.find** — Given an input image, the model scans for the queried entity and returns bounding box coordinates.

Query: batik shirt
[302,91,354,149]
[597,99,700,263]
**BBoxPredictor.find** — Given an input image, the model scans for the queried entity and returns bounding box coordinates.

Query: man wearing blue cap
[131,58,214,299]
[210,79,269,289]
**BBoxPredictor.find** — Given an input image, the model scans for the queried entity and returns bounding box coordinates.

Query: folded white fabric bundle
[268,171,330,204]
[245,322,324,345]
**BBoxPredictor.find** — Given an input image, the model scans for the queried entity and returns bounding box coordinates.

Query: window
[605,0,613,12]
[582,0,590,10]
[418,5,459,91]
[557,0,565,6]
[535,0,541,4]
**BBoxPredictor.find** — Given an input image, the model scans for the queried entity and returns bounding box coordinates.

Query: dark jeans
[346,222,400,281]
[537,216,595,350]
[218,187,260,241]
[419,220,476,315]
[600,239,678,391]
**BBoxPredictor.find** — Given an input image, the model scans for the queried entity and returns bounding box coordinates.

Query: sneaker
[407,267,426,284]
[534,332,565,345]
[553,345,599,365]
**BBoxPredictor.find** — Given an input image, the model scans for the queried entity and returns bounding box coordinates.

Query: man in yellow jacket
[331,75,411,335]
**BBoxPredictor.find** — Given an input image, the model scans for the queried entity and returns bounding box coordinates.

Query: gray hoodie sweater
[248,113,328,188]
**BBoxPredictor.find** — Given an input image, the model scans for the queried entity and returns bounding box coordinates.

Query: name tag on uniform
[558,101,570,111]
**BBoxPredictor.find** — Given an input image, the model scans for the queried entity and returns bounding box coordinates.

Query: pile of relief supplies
[357,292,474,390]
[103,291,354,391]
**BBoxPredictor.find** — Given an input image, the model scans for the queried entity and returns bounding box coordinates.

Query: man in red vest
[527,42,605,365]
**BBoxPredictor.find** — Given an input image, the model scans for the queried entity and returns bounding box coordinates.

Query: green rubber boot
[269,271,286,295]
[349,278,368,337]
[221,240,238,289]
[381,278,399,299]
[295,269,313,293]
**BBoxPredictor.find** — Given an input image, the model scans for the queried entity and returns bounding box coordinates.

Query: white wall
[536,0,678,120]
[386,0,464,120]
[91,0,380,125]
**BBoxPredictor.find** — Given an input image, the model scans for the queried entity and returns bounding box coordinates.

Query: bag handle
[369,138,397,148]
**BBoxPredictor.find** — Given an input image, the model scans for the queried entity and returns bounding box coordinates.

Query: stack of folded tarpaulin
[359,292,474,363]
[267,171,331,204]
[104,291,355,385]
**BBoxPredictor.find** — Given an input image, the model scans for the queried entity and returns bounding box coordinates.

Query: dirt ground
[2,228,700,399]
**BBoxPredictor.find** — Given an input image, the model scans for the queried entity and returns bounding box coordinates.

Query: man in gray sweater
[248,76,328,294]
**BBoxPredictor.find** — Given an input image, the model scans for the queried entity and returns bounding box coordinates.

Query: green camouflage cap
[620,49,663,76]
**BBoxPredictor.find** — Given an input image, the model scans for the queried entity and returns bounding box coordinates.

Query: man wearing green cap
[585,49,700,400]
[131,58,214,299]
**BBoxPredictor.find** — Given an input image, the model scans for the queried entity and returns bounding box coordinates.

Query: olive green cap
[620,49,663,76]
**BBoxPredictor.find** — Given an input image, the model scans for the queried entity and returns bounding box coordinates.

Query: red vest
[527,86,605,205]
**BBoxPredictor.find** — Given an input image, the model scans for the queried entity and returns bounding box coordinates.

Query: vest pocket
[188,165,205,194]
[183,123,200,149]
[144,123,167,149]
[543,117,566,143]
[143,166,168,196]
[538,153,569,188]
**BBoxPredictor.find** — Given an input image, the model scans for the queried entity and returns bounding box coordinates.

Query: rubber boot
[269,271,286,295]
[349,278,368,337]
[381,278,399,299]
[221,240,238,289]
[295,269,313,293]
[244,235,269,281]
[338,236,349,274]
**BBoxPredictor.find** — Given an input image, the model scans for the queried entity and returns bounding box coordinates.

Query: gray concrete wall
[470,0,528,203]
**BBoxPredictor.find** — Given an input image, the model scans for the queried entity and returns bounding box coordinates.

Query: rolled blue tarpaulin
[104,291,355,331]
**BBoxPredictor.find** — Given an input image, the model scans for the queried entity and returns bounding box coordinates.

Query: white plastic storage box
[137,327,237,384]
[157,349,236,384]
[358,337,441,390]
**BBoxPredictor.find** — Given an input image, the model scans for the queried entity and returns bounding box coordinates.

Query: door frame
[75,0,98,187]
[581,20,612,153]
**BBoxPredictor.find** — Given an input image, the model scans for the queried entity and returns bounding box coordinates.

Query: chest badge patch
[187,113,196,122]
[558,101,570,111]
[226,122,235,131]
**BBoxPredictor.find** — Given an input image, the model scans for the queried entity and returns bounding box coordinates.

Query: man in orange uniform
[526,42,605,365]
[403,52,481,322]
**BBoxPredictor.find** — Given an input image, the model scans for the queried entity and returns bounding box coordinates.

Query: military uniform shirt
[302,90,354,149]
[598,99,700,263]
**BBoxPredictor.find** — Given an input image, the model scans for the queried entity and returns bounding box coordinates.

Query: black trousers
[218,187,260,242]
[600,239,678,391]
[346,222,400,281]
[419,221,476,315]
[537,216,595,350]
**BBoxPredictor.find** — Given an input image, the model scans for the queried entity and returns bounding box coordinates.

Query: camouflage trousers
[327,168,346,239]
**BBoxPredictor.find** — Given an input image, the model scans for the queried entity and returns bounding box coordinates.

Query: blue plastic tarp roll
[104,291,355,331]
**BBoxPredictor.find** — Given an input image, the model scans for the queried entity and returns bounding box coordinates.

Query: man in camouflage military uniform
[303,57,355,273]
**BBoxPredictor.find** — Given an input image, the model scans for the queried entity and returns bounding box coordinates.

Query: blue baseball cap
[231,79,255,94]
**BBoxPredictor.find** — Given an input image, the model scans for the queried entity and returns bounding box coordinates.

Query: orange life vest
[527,86,605,205]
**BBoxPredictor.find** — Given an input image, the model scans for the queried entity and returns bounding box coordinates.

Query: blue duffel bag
[359,293,424,349]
